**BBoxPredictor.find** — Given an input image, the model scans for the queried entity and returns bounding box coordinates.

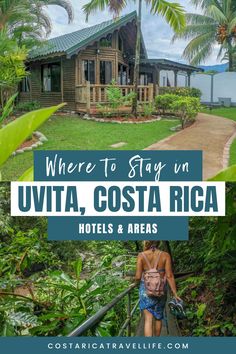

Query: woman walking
[135,241,181,337]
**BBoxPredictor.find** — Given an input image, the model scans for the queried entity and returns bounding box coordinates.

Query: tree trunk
[227,39,234,72]
[229,51,233,72]
[132,0,142,117]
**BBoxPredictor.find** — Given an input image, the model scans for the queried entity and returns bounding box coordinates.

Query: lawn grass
[202,107,236,121]
[2,115,178,181]
[202,107,236,166]
[229,139,236,166]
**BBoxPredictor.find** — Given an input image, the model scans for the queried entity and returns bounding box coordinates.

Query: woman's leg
[143,310,154,336]
[154,319,162,336]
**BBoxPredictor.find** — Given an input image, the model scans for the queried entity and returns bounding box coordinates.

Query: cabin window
[139,72,153,85]
[100,61,112,84]
[41,63,61,92]
[118,35,123,51]
[100,34,112,48]
[83,60,95,84]
[20,76,30,92]
[118,63,127,85]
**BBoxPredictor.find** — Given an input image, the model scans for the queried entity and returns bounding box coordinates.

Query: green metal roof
[29,11,138,60]
[140,59,203,72]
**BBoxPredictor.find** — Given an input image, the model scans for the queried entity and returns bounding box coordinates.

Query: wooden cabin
[19,11,202,114]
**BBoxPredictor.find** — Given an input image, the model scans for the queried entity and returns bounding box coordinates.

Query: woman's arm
[135,253,143,284]
[165,253,181,300]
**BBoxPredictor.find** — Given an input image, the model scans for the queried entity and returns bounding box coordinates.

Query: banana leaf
[0,103,65,168]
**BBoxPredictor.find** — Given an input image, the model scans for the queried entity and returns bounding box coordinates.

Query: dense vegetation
[171,184,236,336]
[0,183,139,336]
[1,183,235,337]
[159,87,202,98]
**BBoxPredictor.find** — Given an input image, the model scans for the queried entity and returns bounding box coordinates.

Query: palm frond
[83,0,126,21]
[36,9,52,37]
[46,0,74,23]
[185,13,217,25]
[190,0,223,12]
[173,24,215,41]
[222,0,233,18]
[108,0,127,16]
[188,42,214,66]
[217,44,226,60]
[206,4,227,22]
[182,32,215,64]
[228,15,236,32]
[147,0,186,32]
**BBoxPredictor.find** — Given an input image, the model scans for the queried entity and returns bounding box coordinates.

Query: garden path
[145,113,236,180]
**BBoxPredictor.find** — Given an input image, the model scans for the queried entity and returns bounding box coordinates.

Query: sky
[45,0,222,66]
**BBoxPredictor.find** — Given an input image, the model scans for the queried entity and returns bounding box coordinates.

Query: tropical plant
[15,100,41,112]
[97,81,135,117]
[83,0,186,117]
[0,203,138,337]
[0,103,65,181]
[171,96,201,129]
[222,45,236,71]
[173,0,236,71]
[171,184,236,336]
[0,30,27,107]
[142,102,153,118]
[0,93,18,124]
[155,93,178,115]
[159,86,202,98]
[209,164,236,181]
[0,0,74,47]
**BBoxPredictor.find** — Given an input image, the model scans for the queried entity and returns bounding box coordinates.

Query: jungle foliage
[0,185,139,336]
[0,184,235,337]
[171,183,236,336]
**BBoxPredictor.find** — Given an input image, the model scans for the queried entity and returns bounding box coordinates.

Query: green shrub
[97,81,135,117]
[96,103,112,118]
[159,87,202,98]
[171,97,201,129]
[155,94,179,115]
[0,93,18,123]
[16,101,41,112]
[142,102,153,118]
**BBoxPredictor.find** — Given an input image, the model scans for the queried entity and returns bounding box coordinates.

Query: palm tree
[0,0,74,48]
[173,0,236,71]
[83,0,186,117]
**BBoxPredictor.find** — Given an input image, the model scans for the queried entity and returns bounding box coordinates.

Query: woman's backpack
[142,251,166,297]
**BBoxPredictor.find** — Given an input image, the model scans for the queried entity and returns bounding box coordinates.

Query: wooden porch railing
[75,82,157,113]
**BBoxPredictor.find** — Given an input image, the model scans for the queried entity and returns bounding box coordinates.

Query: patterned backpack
[142,251,166,297]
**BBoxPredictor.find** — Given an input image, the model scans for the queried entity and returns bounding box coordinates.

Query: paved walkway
[145,113,236,180]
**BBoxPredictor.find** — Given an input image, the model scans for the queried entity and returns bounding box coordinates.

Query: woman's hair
[143,241,160,251]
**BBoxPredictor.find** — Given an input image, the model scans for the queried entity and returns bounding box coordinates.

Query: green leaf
[208,165,236,181]
[74,257,82,279]
[2,322,15,336]
[0,93,18,123]
[18,166,34,181]
[8,311,39,327]
[0,103,65,167]
[59,272,75,286]
[196,303,206,318]
[150,0,186,32]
